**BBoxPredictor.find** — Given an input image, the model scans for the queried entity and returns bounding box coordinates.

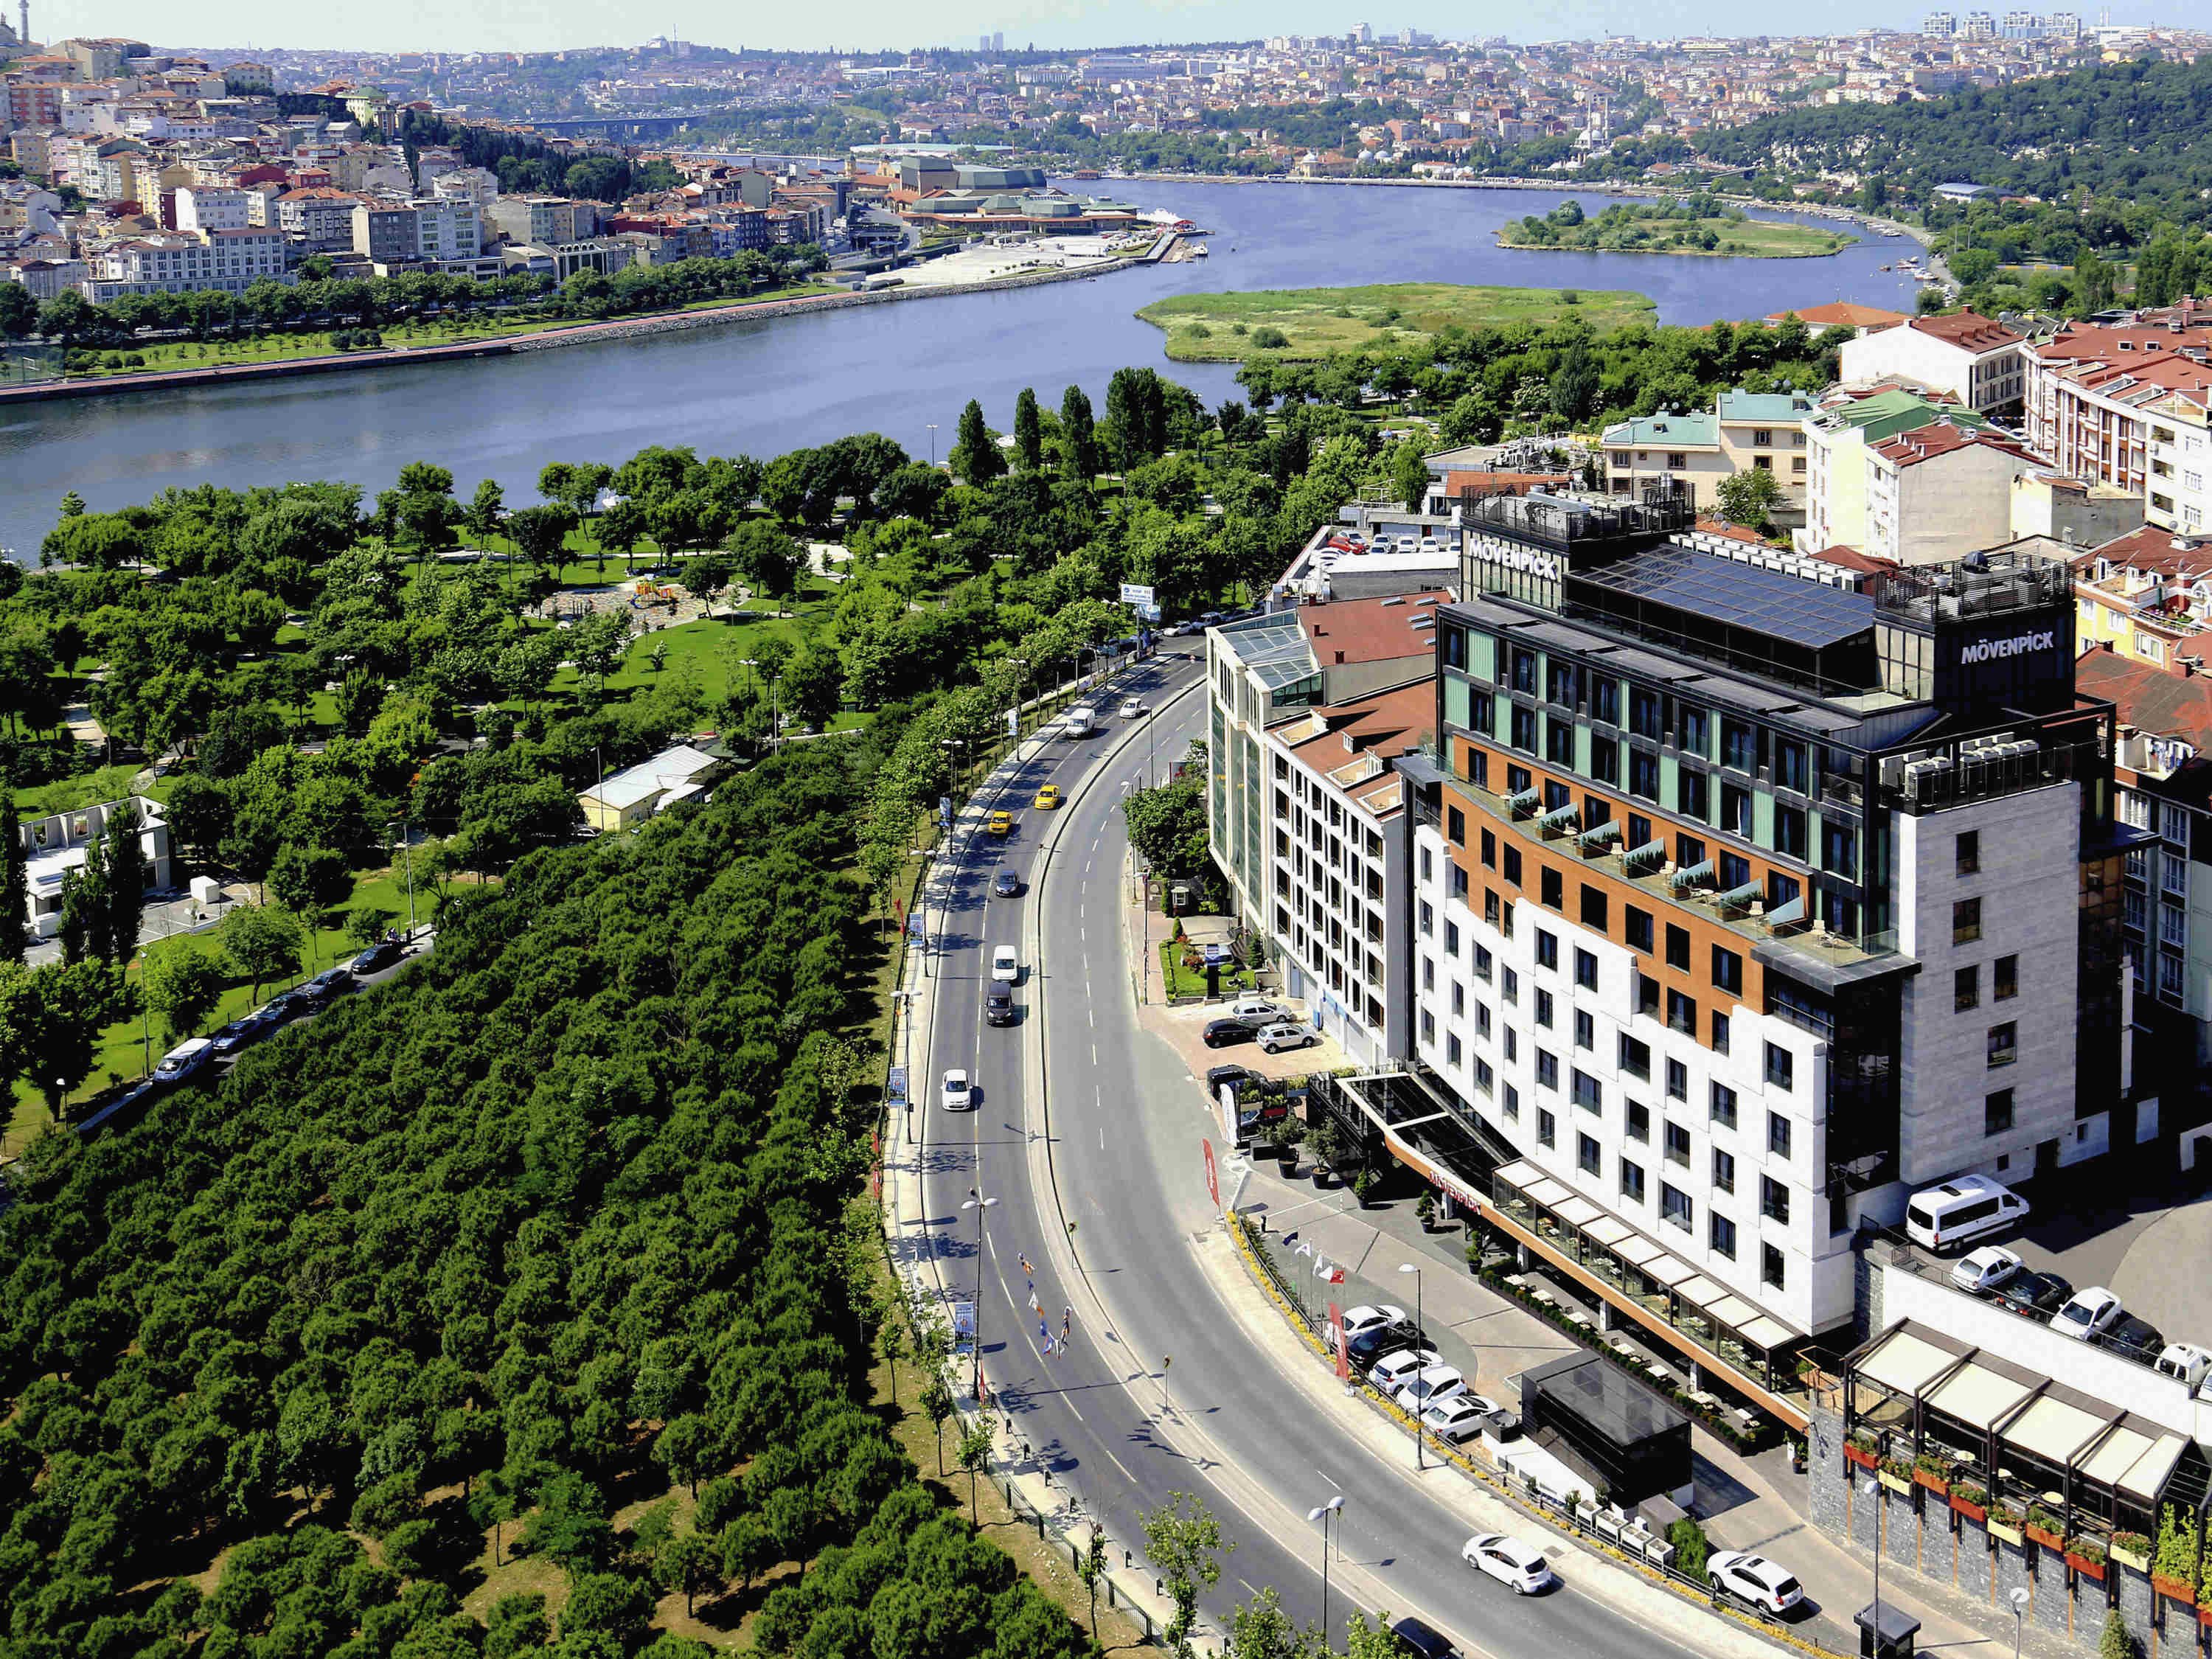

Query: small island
[1498,195,1855,259]
[1135,281,1656,362]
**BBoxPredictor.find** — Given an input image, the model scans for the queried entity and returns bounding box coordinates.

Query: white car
[1119,698,1145,718]
[1708,1551,1804,1617]
[1340,1304,1410,1338]
[1258,1021,1314,1054]
[940,1068,973,1111]
[1422,1394,1501,1444]
[1225,995,1290,1024]
[1951,1244,2024,1295]
[1394,1363,1467,1413]
[991,945,1020,983]
[2054,1286,2124,1340]
[1367,1347,1441,1393]
[1461,1532,1554,1594]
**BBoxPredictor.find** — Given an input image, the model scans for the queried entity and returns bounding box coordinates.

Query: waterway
[0,181,1927,554]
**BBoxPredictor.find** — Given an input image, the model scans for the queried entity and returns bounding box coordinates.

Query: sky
[42,0,2180,58]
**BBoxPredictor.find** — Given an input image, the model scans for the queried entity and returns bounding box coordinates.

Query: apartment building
[486,194,597,246]
[351,199,417,263]
[1714,391,1815,503]
[1839,311,2027,418]
[2146,388,2212,535]
[2025,318,2212,515]
[1377,493,2127,1423]
[409,195,481,261]
[1601,410,1728,507]
[83,226,285,298]
[1795,387,1993,557]
[2065,524,2212,671]
[1863,423,2039,566]
[1209,597,1443,1059]
[172,183,247,231]
[276,185,359,250]
[20,796,170,939]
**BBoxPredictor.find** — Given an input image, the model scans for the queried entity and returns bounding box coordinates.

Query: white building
[409,195,482,262]
[1838,311,2027,419]
[83,226,288,299]
[21,796,171,941]
[173,184,248,232]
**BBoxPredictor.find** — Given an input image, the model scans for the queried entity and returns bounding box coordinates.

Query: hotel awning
[1642,1253,1697,1287]
[1492,1160,1540,1192]
[1718,879,1764,909]
[1583,1217,1635,1248]
[2120,1435,2188,1503]
[1926,1361,2035,1430]
[1740,1315,1798,1350]
[1707,1294,1763,1329]
[2078,1424,2157,1491]
[1674,1275,1729,1309]
[1856,1326,1963,1399]
[1554,1195,1604,1228]
[1614,1236,1664,1267]
[1505,787,1541,813]
[1524,1176,1575,1209]
[1768,896,1806,927]
[1623,840,1667,873]
[1669,860,1716,891]
[1578,820,1623,852]
[2002,1394,2110,1467]
[1540,803,1581,832]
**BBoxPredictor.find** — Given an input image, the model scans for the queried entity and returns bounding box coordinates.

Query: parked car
[2157,1343,2212,1387]
[1394,1363,1467,1413]
[1461,1532,1554,1594]
[299,968,353,1006]
[2053,1287,2124,1341]
[262,990,307,1024]
[1906,1172,2028,1252]
[1225,996,1292,1025]
[1203,1018,1257,1048]
[1367,1348,1441,1393]
[1708,1551,1804,1617]
[1257,1021,1314,1054]
[349,937,404,975]
[992,868,1022,897]
[940,1069,974,1112]
[1995,1270,2074,1321]
[1950,1245,2023,1296]
[1340,1304,1410,1338]
[1346,1320,1430,1370]
[2105,1315,2165,1363]
[209,1004,285,1056]
[1388,1617,1458,1659]
[153,1037,215,1084]
[991,945,1020,983]
[985,987,1017,1027]
[1203,1064,1253,1093]
[1032,785,1062,810]
[1424,1394,1502,1444]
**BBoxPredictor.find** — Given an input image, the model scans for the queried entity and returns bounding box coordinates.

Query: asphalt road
[914,654,1714,1659]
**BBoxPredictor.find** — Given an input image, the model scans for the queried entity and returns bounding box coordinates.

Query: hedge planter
[2027,1523,2065,1551]
[2067,1551,2107,1583]
[1913,1468,1950,1496]
[2196,1602,2212,1628]
[1878,1470,1913,1496]
[1844,1444,1879,1472]
[1952,1494,1988,1523]
[2112,1540,2151,1573]
[2152,1573,2197,1605]
[1991,1518,2025,1547]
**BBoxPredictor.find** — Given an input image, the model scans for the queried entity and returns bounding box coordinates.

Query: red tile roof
[1298,597,1447,667]
[1766,301,1910,329]
[2076,524,2212,579]
[1867,422,2033,468]
[1809,544,1902,576]
[1903,309,2022,352]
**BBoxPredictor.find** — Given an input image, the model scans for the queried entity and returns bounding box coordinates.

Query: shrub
[1251,325,1290,349]
[1666,1517,1710,1576]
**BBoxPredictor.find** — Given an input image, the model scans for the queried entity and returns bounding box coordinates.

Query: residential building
[1382,492,2127,1429]
[350,199,417,263]
[83,226,285,298]
[1838,311,2027,418]
[276,185,359,250]
[486,193,596,246]
[1763,300,1909,338]
[1601,410,1728,507]
[172,183,247,232]
[409,195,480,261]
[1863,422,2039,566]
[1795,387,1993,557]
[2146,388,2212,536]
[2025,317,2212,516]
[1714,390,1816,503]
[20,795,170,939]
[2066,524,2212,669]
[2008,468,2145,547]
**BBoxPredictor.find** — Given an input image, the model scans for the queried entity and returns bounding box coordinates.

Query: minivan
[1905,1174,2028,1252]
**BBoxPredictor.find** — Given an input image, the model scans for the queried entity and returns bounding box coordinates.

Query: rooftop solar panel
[1572,545,1874,650]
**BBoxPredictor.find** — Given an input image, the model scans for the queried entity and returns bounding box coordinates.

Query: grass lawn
[1137,282,1656,362]
[1160,939,1255,999]
[1495,215,1854,260]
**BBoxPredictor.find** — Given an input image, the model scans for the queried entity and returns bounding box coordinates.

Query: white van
[1905,1174,2028,1252]
[1064,705,1098,737]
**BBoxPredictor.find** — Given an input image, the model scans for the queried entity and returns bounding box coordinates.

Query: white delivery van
[1905,1174,2028,1252]
[1064,704,1098,737]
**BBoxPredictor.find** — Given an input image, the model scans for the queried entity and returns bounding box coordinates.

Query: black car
[1346,1320,1432,1371]
[984,987,1017,1026]
[2105,1315,2166,1363]
[1203,1018,1258,1049]
[1204,1064,1253,1093]
[991,868,1022,897]
[1390,1617,1458,1659]
[209,1004,282,1056]
[299,968,354,1006]
[1994,1270,2073,1321]
[262,990,306,1023]
[350,937,405,975]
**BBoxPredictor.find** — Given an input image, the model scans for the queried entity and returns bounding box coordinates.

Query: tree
[561,1573,653,1650]
[507,504,578,569]
[1714,466,1787,531]
[1078,1529,1109,1642]
[219,902,304,999]
[2101,1609,2142,1659]
[655,1529,719,1617]
[465,478,506,539]
[1228,1586,1318,1659]
[1060,386,1099,479]
[956,1422,992,1523]
[1122,777,1209,877]
[1013,388,1044,471]
[269,843,352,929]
[0,794,24,965]
[653,1413,714,1496]
[142,942,226,1046]
[920,1374,955,1475]
[952,399,1005,484]
[730,521,801,606]
[1390,442,1429,515]
[1143,1492,1231,1659]
[0,957,126,1116]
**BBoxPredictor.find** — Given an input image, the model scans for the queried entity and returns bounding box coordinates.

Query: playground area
[536,579,709,630]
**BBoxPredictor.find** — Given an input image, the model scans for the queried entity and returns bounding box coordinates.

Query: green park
[1136,281,1657,362]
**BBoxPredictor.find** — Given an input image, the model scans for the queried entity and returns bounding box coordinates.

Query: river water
[0,182,1924,554]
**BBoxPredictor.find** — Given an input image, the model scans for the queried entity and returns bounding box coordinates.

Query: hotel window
[1985,1088,2015,1136]
[1505,1028,1518,1062]
[1477,1001,1492,1038]
[1719,851,1752,892]
[1508,765,1531,798]
[1541,868,1564,913]
[1955,966,1978,1010]
[1667,991,1697,1037]
[1511,706,1537,752]
[1628,813,1653,852]
[1664,1120,1691,1167]
[1444,920,1460,959]
[1509,647,1537,695]
[1575,947,1599,991]
[1502,967,1518,1005]
[1484,890,1500,927]
[1661,1183,1693,1232]
[1537,1051,1559,1092]
[1953,897,1982,945]
[1573,1070,1601,1111]
[1711,1214,1738,1259]
[1720,783,1752,837]
[1761,1244,1785,1291]
[1447,1033,1462,1068]
[1677,834,1706,872]
[1625,906,1654,954]
[1537,1107,1555,1148]
[1761,1175,1790,1225]
[1618,1033,1651,1082]
[1774,741,1809,794]
[1592,678,1619,725]
[1546,661,1581,707]
[1481,827,1496,869]
[1422,959,1436,992]
[1504,847,1522,886]
[1630,748,1659,801]
[1621,1159,1645,1204]
[1627,1099,1650,1142]
[1590,734,1618,785]
[1956,830,1980,875]
[1711,946,1742,996]
[1713,1147,1736,1193]
[1630,686,1663,741]
[1546,719,1576,768]
[1821,820,1857,878]
[1419,901,1435,937]
[1720,720,1756,772]
[1665,924,1691,971]
[1775,805,1806,860]
[1579,886,1607,931]
[1475,944,1493,982]
[1680,706,1709,754]
[1535,988,1554,1029]
[1994,954,2017,1001]
[1635,972,1661,1019]
[1447,805,1466,845]
[1420,1009,1436,1046]
[1677,770,1709,819]
[1574,1009,1594,1051]
[1451,865,1470,902]
[1987,1022,2017,1068]
[1535,930,1558,970]
[1452,981,1465,1018]
[1768,1112,1792,1160]
[1711,1010,1731,1054]
[1579,1133,1603,1178]
[1475,1057,1494,1095]
[1764,1043,1794,1092]
[1666,1056,1688,1100]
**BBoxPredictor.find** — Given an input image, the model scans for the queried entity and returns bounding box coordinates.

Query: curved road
[911,653,1717,1659]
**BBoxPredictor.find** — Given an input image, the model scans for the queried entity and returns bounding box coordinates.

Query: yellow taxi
[1033,785,1062,810]
[986,810,1013,837]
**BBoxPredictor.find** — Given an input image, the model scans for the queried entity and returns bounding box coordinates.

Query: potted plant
[1311,1117,1348,1188]
[2065,1540,2107,1582]
[2111,1532,2151,1573]
[1415,1190,1438,1233]
[1843,1430,1880,1472]
[1273,1116,1306,1176]
[1950,1483,1989,1523]
[1878,1456,1913,1497]
[1351,1168,1379,1208]
[1989,1504,2025,1547]
[2154,1506,2201,1604]
[1912,1454,1951,1496]
[2026,1506,2067,1551]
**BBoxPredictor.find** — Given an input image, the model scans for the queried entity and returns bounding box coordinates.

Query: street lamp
[961,1191,998,1402]
[2008,1586,2029,1659]
[1306,1494,1345,1652]
[1398,1262,1426,1468]
[927,422,939,468]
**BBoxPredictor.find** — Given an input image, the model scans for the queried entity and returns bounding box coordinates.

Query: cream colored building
[1863,423,2039,566]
